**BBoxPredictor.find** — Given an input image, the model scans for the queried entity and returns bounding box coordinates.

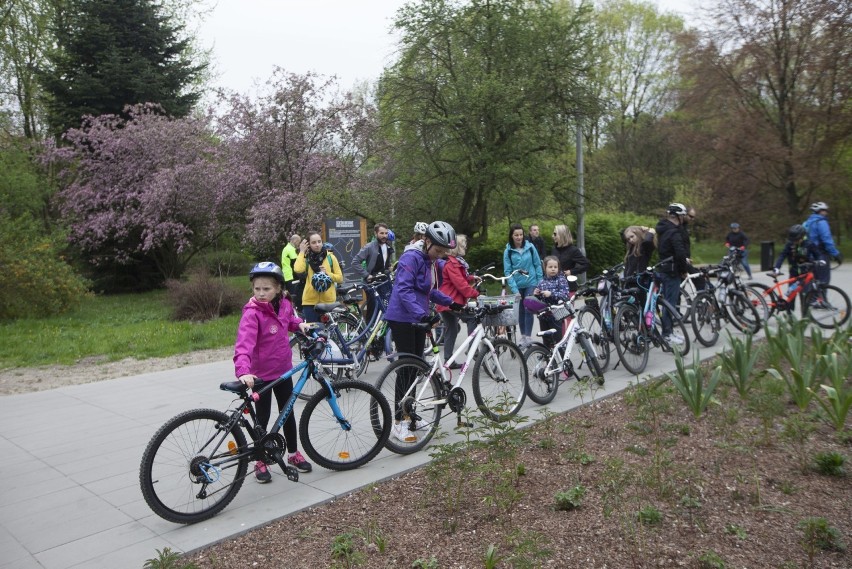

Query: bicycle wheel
[656,301,691,357]
[724,290,761,334]
[577,307,611,372]
[803,284,851,329]
[374,356,443,455]
[335,312,362,343]
[746,282,779,318]
[140,408,248,524]
[576,332,605,385]
[613,304,649,375]
[691,292,721,347]
[523,344,559,405]
[472,338,528,421]
[299,379,391,470]
[742,285,770,323]
[293,335,344,401]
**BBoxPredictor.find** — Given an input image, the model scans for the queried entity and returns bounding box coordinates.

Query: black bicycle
[139,331,392,524]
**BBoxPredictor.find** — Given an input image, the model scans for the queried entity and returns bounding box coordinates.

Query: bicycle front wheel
[576,332,605,385]
[299,379,391,470]
[374,356,443,455]
[293,335,344,401]
[742,285,770,323]
[803,284,851,329]
[523,344,559,405]
[746,282,779,318]
[472,338,528,421]
[140,408,248,524]
[577,307,611,372]
[613,304,649,375]
[691,292,721,347]
[725,290,761,334]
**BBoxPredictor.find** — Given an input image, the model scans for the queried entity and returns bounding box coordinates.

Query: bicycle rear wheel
[803,284,851,329]
[140,408,248,524]
[655,301,691,356]
[577,307,611,372]
[613,304,649,375]
[691,292,721,347]
[472,338,528,421]
[725,290,761,334]
[374,356,443,455]
[299,379,391,470]
[523,344,559,405]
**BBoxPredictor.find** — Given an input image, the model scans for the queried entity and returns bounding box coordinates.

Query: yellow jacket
[294,252,344,305]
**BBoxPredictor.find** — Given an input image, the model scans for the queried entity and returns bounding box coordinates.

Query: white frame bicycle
[373,301,529,455]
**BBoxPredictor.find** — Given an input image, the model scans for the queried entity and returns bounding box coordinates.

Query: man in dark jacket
[527,224,546,259]
[725,223,752,278]
[655,203,690,346]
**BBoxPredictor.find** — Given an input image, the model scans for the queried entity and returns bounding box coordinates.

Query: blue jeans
[517,286,536,337]
[658,273,682,336]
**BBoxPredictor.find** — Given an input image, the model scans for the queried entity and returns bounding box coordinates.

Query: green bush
[0,214,90,320]
[165,269,245,321]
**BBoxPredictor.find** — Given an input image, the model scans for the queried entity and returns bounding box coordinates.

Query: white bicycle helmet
[249,262,284,284]
[667,202,688,216]
[311,272,333,293]
[810,201,829,212]
[413,222,428,234]
[425,221,457,248]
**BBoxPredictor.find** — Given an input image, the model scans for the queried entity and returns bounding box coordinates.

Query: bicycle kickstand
[272,454,300,482]
[456,412,473,429]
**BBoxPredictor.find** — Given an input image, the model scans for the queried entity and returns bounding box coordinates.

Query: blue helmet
[311,272,333,293]
[249,262,284,284]
[387,229,396,242]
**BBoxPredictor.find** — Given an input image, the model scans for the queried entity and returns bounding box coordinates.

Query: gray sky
[198,0,700,95]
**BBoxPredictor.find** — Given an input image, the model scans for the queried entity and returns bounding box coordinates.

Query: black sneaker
[255,461,272,483]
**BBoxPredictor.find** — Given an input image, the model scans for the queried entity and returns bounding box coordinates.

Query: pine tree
[40,0,205,137]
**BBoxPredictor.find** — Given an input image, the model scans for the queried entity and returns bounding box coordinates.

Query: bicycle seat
[337,283,359,295]
[314,302,348,315]
[220,381,248,394]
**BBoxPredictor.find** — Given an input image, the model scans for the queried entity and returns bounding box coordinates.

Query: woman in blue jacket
[503,223,543,347]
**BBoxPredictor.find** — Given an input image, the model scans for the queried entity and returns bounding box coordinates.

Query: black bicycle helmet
[311,272,333,293]
[249,262,284,284]
[425,221,456,249]
[788,224,806,241]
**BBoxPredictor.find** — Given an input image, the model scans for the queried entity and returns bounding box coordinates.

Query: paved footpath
[1,266,849,568]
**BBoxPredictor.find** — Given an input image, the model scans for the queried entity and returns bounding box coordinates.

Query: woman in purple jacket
[234,262,312,483]
[385,221,461,443]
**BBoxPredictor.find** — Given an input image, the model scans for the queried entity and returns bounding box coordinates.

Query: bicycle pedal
[284,466,300,482]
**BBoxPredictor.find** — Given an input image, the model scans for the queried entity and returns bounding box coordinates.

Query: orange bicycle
[747,262,849,329]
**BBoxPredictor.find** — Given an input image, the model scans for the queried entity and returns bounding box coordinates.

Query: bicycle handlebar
[479,269,528,283]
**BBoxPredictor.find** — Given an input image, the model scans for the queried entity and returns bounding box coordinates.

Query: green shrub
[554,485,587,511]
[636,504,663,525]
[0,214,90,320]
[812,451,846,476]
[798,517,846,561]
[696,550,726,569]
[166,269,245,321]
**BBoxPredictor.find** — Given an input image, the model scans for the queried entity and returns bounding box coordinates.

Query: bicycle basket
[550,303,571,322]
[479,294,519,327]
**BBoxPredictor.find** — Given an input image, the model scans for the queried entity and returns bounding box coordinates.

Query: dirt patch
[0,348,232,395]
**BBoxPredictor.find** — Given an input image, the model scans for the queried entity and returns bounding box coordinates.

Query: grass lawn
[0,287,242,369]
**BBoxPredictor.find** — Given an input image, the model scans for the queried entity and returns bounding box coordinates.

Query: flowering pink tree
[216,70,387,255]
[53,103,253,281]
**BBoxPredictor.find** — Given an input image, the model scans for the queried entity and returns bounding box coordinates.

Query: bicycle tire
[140,408,248,524]
[374,356,443,455]
[472,338,528,421]
[742,285,770,323]
[523,344,559,405]
[656,300,691,357]
[691,292,721,347]
[576,306,611,372]
[746,282,779,318]
[577,332,605,385]
[299,379,391,470]
[613,303,649,375]
[803,284,851,329]
[293,335,343,401]
[724,290,761,334]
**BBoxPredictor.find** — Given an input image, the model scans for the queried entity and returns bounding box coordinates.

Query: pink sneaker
[287,451,312,473]
[254,461,271,483]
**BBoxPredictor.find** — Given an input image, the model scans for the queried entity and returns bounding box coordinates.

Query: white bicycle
[374,302,529,455]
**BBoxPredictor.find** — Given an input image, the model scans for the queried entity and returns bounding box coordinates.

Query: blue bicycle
[139,331,392,524]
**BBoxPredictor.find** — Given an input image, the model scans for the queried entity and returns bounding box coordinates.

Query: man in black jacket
[655,203,690,346]
[527,224,546,259]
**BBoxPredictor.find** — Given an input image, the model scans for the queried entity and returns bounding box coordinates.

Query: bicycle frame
[534,314,587,378]
[764,271,816,307]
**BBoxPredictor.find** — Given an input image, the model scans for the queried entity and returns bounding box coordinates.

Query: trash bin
[760,241,775,271]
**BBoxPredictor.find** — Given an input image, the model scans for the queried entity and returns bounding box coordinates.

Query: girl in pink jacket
[234,262,312,482]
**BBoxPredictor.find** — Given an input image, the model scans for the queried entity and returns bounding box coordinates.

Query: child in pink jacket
[235,262,312,482]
